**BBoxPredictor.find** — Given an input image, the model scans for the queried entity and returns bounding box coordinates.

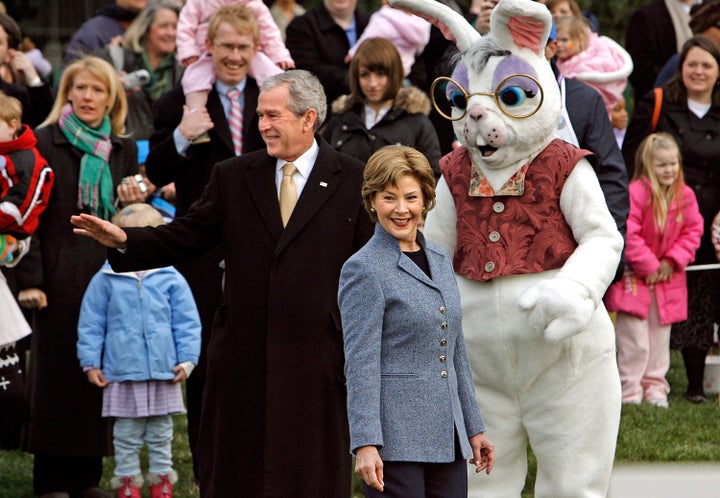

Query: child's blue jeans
[113,415,174,477]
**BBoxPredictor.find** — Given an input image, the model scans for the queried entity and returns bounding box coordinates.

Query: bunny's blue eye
[498,86,526,107]
[494,74,543,118]
[450,91,467,110]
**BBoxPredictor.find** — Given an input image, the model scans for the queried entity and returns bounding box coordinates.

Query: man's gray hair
[261,70,328,130]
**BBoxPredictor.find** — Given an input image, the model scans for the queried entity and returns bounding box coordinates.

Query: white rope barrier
[686,263,720,272]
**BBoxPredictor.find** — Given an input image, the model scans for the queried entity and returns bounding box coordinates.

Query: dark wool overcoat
[16,123,137,456]
[144,78,265,375]
[110,139,374,497]
[143,80,266,477]
[286,3,369,106]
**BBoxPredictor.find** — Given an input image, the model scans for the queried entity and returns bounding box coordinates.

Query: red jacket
[0,125,53,237]
[605,178,702,324]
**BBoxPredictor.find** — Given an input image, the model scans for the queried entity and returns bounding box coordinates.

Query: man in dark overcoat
[143,5,266,481]
[72,69,374,498]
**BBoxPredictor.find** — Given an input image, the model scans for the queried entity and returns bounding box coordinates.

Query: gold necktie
[279,162,298,227]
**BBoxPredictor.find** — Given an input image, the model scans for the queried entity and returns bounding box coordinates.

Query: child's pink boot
[147,470,178,498]
[110,475,142,498]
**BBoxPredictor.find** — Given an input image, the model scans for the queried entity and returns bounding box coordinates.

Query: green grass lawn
[2,349,718,497]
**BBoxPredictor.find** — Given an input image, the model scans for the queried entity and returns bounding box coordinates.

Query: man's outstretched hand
[71,213,128,249]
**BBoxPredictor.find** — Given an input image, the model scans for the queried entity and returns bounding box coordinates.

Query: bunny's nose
[468,105,487,121]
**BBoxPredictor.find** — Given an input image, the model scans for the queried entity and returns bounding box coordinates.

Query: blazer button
[439,355,446,363]
[439,306,446,314]
[440,338,447,347]
[342,125,348,130]
[484,261,496,272]
[336,140,343,146]
[440,322,448,330]
[489,231,500,242]
[493,201,505,213]
[440,370,448,378]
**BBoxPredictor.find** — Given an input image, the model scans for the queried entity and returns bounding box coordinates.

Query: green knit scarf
[58,103,116,220]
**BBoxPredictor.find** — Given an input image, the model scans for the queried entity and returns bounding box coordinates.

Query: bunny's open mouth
[479,145,498,157]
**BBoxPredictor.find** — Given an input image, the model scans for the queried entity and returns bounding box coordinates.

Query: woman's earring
[370,207,376,213]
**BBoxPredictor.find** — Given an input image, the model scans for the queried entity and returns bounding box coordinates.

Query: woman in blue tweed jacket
[339,145,494,497]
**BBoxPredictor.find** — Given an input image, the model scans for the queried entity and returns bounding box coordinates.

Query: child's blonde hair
[555,15,591,54]
[633,132,685,229]
[111,203,165,228]
[0,90,22,125]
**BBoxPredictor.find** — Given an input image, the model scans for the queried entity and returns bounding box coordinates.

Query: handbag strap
[651,87,663,132]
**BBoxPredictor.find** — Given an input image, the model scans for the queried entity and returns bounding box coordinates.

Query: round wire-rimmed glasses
[430,73,545,120]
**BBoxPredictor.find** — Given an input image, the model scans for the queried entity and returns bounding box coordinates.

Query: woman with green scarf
[96,0,183,141]
[13,56,141,498]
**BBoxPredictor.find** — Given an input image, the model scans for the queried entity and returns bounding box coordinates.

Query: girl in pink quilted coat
[605,133,703,408]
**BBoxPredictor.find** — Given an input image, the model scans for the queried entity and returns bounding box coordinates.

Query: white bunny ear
[490,0,552,57]
[388,0,480,52]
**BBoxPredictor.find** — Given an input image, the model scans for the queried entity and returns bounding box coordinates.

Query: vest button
[493,202,505,213]
[440,338,447,346]
[439,306,446,314]
[440,322,448,330]
[440,370,448,378]
[489,231,500,242]
[439,355,446,363]
[485,261,496,272]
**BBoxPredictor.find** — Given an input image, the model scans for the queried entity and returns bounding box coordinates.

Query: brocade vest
[441,139,591,282]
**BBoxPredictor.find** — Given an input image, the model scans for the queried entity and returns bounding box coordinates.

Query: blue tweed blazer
[339,224,485,462]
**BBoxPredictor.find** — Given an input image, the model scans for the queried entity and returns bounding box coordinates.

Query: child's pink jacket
[556,33,633,116]
[605,178,703,324]
[177,0,292,65]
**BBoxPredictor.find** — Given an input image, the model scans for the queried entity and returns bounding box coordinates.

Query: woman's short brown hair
[349,38,404,106]
[362,145,436,222]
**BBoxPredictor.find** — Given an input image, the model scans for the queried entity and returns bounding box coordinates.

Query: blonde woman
[15,56,141,498]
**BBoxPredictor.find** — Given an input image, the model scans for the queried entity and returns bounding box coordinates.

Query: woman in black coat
[15,56,140,498]
[321,37,442,179]
[623,35,720,404]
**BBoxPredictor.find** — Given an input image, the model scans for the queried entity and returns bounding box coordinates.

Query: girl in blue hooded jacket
[77,203,201,498]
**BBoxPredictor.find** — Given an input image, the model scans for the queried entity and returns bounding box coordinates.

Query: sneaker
[686,393,708,404]
[646,398,669,409]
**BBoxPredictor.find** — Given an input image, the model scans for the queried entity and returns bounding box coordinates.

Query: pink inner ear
[508,16,545,54]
